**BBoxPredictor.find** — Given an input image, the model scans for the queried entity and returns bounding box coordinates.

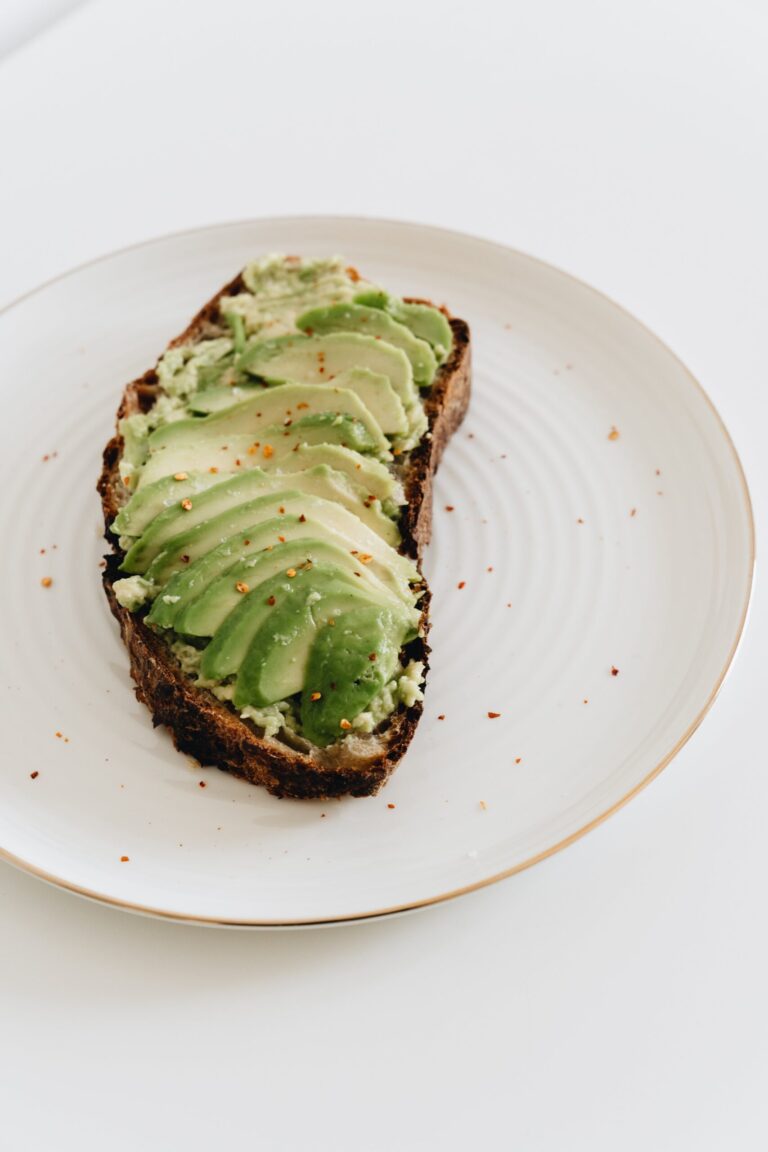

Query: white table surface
[1,2,765,1148]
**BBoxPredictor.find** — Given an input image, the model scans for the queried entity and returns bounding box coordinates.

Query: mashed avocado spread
[112,255,450,747]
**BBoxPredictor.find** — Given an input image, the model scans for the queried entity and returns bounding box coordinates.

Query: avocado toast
[98,256,471,798]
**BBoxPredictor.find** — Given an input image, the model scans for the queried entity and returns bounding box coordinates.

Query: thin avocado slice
[354,290,453,364]
[193,368,408,437]
[300,605,405,747]
[136,442,399,507]
[142,492,418,590]
[175,538,411,639]
[148,511,416,630]
[272,444,402,505]
[239,332,419,412]
[187,383,263,415]
[113,471,225,537]
[235,586,407,711]
[137,414,384,490]
[122,465,399,573]
[261,413,380,454]
[297,304,437,387]
[201,565,379,684]
[148,382,390,458]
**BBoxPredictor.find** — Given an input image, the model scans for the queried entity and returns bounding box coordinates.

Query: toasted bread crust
[97,273,471,798]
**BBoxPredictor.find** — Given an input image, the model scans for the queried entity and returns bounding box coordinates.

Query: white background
[1,1,766,1148]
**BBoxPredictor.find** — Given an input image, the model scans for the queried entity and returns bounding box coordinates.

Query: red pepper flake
[310,691,322,701]
[487,566,494,573]
[655,468,661,476]
[608,426,620,441]
[278,506,285,514]
[286,568,297,578]
[299,514,306,523]
[611,666,620,677]
[235,581,249,594]
[41,576,53,588]
[445,505,455,512]
[358,553,373,565]
[243,540,251,546]
[630,508,637,517]
[30,771,39,779]
[173,471,189,481]
[235,458,241,467]
[583,699,589,704]
[292,443,300,452]
[180,554,190,564]
[346,266,361,282]
[198,781,207,788]
[515,757,522,764]
[297,401,309,410]
[457,581,466,590]
[278,535,286,543]
[368,652,377,662]
[263,444,274,459]
[339,718,352,730]
[40,548,46,554]
[284,418,292,427]
[180,498,193,511]
[209,466,219,474]
[120,855,129,863]
[387,802,396,809]
[266,595,276,606]
[55,731,63,739]
[487,711,501,719]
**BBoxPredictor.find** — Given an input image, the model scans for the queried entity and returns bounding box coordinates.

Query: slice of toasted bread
[97,269,471,798]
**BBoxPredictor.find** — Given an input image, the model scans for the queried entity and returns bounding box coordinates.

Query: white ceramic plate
[0,218,753,925]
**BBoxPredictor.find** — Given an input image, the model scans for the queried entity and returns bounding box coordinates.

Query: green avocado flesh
[111,255,449,747]
[296,304,437,387]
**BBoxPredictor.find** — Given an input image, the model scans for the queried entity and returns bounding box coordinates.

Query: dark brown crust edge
[97,273,471,798]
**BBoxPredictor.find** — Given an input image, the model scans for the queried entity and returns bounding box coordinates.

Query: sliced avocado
[141,491,417,589]
[297,304,437,386]
[138,412,383,490]
[239,332,419,412]
[113,471,224,538]
[187,383,263,415]
[146,504,416,631]
[262,413,380,454]
[175,537,411,639]
[148,507,416,630]
[354,290,453,364]
[201,565,380,684]
[274,443,402,505]
[149,382,390,458]
[122,465,398,574]
[135,439,398,507]
[235,587,407,711]
[191,368,407,437]
[300,605,405,746]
